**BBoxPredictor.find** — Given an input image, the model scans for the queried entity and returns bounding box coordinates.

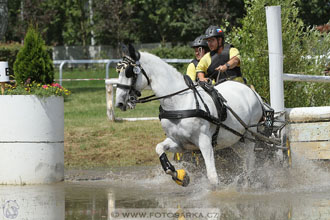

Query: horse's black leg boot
[159,153,175,173]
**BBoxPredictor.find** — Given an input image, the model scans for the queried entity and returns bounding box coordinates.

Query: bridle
[116,55,195,105]
[116,55,151,103]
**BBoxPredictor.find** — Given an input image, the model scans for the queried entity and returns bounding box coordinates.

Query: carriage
[115,44,290,187]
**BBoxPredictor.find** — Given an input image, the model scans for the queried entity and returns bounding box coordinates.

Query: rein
[136,87,191,103]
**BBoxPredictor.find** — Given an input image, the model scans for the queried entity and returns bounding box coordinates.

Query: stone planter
[0,95,64,184]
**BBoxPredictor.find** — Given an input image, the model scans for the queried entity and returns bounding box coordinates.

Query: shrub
[13,26,54,84]
[148,45,194,59]
[147,45,194,73]
[227,0,329,107]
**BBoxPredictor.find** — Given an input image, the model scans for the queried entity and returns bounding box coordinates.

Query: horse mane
[139,51,184,81]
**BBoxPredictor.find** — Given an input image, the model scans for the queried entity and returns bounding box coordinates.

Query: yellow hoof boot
[173,169,190,187]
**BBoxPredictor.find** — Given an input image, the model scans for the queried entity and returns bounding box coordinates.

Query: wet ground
[1,155,330,220]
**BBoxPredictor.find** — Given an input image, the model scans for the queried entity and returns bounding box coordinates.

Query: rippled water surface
[1,155,330,220]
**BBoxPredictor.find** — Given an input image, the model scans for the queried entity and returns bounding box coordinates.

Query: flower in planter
[4,81,71,98]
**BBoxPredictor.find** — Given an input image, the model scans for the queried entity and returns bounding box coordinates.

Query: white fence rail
[283,73,330,83]
[53,59,120,85]
[53,59,191,86]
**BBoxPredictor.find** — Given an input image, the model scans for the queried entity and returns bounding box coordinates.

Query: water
[1,155,330,220]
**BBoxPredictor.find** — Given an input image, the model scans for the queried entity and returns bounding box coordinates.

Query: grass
[58,66,166,168]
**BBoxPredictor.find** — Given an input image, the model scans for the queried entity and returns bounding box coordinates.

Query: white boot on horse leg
[198,135,219,186]
[156,138,190,187]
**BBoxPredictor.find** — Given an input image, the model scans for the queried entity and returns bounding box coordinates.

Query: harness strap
[159,106,247,146]
[116,83,132,90]
[184,75,200,110]
[226,104,249,130]
[198,81,227,121]
[183,75,218,145]
[159,75,229,147]
[159,106,220,126]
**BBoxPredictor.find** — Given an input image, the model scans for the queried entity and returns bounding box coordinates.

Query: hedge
[0,43,22,73]
[147,45,194,73]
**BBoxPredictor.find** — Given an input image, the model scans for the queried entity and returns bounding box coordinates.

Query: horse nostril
[116,102,127,111]
[116,102,123,108]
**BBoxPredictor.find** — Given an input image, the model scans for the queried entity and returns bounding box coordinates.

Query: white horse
[115,45,265,187]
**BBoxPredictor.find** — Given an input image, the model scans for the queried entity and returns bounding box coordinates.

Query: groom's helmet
[191,35,208,48]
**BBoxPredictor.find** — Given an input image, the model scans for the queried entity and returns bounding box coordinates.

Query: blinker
[125,65,134,78]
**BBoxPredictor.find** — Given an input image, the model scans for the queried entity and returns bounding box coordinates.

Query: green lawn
[58,67,165,168]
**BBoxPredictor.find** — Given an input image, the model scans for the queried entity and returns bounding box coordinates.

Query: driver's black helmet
[204,25,224,39]
[191,35,208,48]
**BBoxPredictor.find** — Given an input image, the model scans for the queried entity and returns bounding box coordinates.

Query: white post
[266,6,284,112]
[89,0,95,46]
[59,61,67,86]
[266,6,289,158]
[106,83,115,121]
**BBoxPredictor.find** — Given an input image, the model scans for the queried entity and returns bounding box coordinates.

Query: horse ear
[128,43,138,61]
[120,43,129,57]
[135,51,140,61]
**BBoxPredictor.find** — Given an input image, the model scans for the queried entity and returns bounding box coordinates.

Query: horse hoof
[173,169,190,187]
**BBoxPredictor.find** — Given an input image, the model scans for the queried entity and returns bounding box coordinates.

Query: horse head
[115,44,150,111]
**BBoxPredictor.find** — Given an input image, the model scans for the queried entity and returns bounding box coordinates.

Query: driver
[186,35,210,81]
[196,25,245,84]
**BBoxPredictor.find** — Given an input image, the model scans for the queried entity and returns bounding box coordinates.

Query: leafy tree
[5,0,65,45]
[5,0,22,42]
[127,0,185,44]
[63,0,91,46]
[148,45,194,72]
[3,0,329,49]
[0,0,8,40]
[229,0,329,107]
[297,0,330,27]
[93,0,132,47]
[14,26,54,84]
[127,0,245,44]
[199,0,245,29]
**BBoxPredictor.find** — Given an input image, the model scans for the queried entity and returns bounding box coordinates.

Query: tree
[5,0,65,45]
[0,0,8,41]
[3,0,329,47]
[63,0,91,46]
[5,0,22,42]
[229,0,329,107]
[297,0,330,27]
[93,0,132,47]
